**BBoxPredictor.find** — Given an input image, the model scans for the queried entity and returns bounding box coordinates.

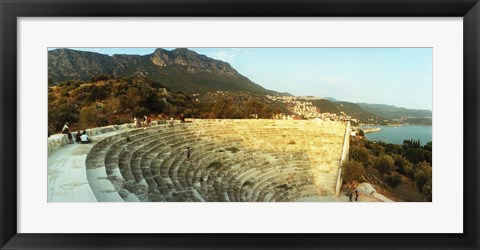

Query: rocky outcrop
[150,48,239,77]
[48,49,115,83]
[48,48,275,95]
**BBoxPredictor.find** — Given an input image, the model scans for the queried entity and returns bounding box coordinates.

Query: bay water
[360,125,432,146]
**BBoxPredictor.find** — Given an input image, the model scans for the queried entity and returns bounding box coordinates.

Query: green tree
[48,101,79,132]
[212,96,237,119]
[422,183,432,202]
[405,147,427,164]
[393,155,412,174]
[79,104,108,129]
[244,97,264,118]
[403,139,413,148]
[385,173,402,188]
[358,129,365,137]
[125,87,142,108]
[132,106,150,118]
[366,142,385,156]
[350,146,370,168]
[423,141,432,152]
[414,169,427,192]
[260,104,274,119]
[373,155,395,176]
[414,161,432,190]
[403,163,415,188]
[341,160,365,184]
[90,74,114,82]
[385,143,403,155]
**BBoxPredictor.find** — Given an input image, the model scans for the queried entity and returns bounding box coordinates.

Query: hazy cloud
[207,48,250,63]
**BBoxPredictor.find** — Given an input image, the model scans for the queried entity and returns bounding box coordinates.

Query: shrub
[350,146,370,167]
[422,183,432,201]
[393,155,412,174]
[341,160,365,184]
[132,106,149,118]
[366,142,385,156]
[90,74,114,82]
[79,104,108,129]
[405,147,428,164]
[373,155,395,176]
[358,129,365,137]
[48,101,79,132]
[385,173,402,188]
[413,169,426,189]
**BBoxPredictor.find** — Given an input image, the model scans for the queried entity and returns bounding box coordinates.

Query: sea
[360,125,432,146]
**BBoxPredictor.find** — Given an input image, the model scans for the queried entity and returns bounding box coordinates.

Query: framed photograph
[1,0,479,249]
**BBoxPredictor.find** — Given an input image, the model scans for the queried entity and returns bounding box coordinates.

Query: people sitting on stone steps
[75,131,82,143]
[80,131,91,144]
[134,117,142,128]
[61,122,74,144]
[146,115,152,127]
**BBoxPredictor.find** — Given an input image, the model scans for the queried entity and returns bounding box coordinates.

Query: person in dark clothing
[348,190,353,202]
[75,131,82,143]
[355,189,359,202]
[186,147,191,160]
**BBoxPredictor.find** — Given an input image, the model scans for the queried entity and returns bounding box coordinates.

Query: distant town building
[266,95,352,121]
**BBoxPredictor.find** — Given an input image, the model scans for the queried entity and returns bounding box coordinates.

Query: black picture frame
[1,0,479,249]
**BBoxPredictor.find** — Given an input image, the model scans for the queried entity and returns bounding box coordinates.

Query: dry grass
[365,167,424,202]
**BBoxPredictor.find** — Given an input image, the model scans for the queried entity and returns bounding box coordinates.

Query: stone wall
[47,120,178,154]
[187,119,349,195]
[336,121,351,196]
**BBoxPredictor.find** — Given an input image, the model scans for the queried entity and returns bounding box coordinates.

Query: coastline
[362,127,381,133]
[360,124,432,146]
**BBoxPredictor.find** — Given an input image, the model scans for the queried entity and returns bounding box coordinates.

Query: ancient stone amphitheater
[48,119,350,202]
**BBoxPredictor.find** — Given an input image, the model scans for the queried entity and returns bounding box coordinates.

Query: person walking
[355,189,359,202]
[186,147,191,160]
[348,189,353,202]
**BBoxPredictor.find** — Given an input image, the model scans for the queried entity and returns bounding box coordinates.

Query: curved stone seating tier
[83,119,349,202]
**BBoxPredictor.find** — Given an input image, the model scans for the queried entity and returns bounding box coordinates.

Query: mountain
[48,48,282,95]
[311,99,431,122]
[357,103,432,119]
[48,49,118,83]
[309,99,384,122]
[48,48,431,125]
[325,97,338,102]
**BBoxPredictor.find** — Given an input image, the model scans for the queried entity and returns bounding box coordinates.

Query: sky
[49,47,432,110]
